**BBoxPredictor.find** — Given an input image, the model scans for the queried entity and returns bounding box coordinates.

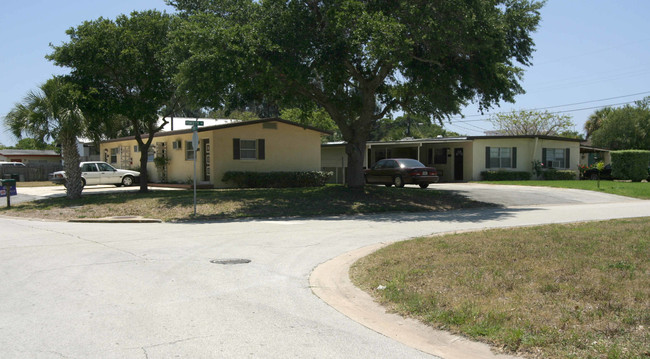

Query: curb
[68,216,162,223]
[310,243,520,359]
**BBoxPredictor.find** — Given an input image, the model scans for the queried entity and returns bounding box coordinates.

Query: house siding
[99,120,324,187]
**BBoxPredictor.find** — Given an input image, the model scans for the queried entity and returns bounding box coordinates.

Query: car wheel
[121,175,134,187]
[393,175,404,188]
[589,173,599,180]
[81,178,86,187]
[419,183,429,189]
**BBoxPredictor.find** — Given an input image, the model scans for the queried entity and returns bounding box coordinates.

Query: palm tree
[584,108,611,139]
[4,76,86,199]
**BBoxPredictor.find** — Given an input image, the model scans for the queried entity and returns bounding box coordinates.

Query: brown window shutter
[233,138,240,160]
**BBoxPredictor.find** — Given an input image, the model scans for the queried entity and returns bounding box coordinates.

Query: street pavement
[1,184,648,358]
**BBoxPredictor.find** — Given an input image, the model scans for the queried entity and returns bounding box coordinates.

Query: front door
[454,148,464,181]
[202,139,210,181]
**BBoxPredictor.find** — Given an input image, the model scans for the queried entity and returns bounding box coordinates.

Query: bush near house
[222,171,332,188]
[480,170,531,181]
[611,150,650,181]
[542,169,577,180]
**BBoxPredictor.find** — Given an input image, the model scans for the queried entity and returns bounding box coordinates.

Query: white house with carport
[322,135,583,184]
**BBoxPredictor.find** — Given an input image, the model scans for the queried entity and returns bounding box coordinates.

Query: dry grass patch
[351,218,650,359]
[1,185,491,221]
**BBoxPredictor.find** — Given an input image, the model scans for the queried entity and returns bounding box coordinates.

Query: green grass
[481,180,650,199]
[0,185,492,222]
[351,218,650,359]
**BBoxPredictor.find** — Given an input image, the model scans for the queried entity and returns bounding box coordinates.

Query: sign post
[1,179,18,208]
[185,120,204,216]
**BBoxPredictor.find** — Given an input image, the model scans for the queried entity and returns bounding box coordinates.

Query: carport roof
[322,135,582,147]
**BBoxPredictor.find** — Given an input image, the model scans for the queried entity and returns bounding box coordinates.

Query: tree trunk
[60,133,83,199]
[138,143,149,193]
[345,139,367,188]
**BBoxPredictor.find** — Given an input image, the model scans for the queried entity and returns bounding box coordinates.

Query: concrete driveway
[1,185,648,358]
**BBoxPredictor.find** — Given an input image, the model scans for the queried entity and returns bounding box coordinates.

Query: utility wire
[451,91,650,122]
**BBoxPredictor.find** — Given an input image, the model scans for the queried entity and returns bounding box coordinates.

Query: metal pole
[193,130,198,216]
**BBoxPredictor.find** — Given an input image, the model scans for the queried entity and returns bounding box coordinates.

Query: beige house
[100,118,328,187]
[0,149,61,164]
[322,135,583,183]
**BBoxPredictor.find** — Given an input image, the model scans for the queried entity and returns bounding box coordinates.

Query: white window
[486,147,516,168]
[185,141,194,160]
[544,148,569,169]
[110,148,118,163]
[240,140,257,160]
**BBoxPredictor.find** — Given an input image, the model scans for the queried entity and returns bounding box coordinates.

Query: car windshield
[397,159,425,168]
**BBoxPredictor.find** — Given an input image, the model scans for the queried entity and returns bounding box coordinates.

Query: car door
[366,160,387,183]
[97,162,120,184]
[81,163,101,185]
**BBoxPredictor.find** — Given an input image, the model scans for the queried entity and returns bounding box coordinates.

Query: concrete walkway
[1,184,648,358]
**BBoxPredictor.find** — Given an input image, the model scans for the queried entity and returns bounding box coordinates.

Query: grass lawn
[0,185,492,222]
[351,218,650,359]
[481,180,650,199]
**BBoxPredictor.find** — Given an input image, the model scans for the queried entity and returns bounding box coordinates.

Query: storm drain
[210,258,251,265]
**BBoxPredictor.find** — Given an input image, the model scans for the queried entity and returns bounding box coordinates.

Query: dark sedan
[365,158,439,188]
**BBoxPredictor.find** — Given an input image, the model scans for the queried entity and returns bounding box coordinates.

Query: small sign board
[0,185,17,198]
[185,120,204,126]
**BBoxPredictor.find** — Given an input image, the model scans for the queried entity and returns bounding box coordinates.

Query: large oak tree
[170,0,543,187]
[48,10,182,192]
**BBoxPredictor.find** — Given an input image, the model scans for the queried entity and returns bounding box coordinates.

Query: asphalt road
[1,184,648,358]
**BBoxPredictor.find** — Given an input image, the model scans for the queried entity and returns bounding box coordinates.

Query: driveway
[1,185,648,358]
[427,182,639,207]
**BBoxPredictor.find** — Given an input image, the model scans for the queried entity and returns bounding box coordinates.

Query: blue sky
[2,0,649,146]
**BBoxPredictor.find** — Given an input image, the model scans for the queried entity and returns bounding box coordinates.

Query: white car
[49,161,140,187]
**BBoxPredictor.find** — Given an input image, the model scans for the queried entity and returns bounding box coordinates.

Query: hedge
[611,150,650,181]
[222,171,332,188]
[542,169,577,180]
[481,170,532,181]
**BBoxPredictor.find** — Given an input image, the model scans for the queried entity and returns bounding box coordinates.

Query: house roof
[101,118,331,144]
[0,149,60,157]
[322,134,583,147]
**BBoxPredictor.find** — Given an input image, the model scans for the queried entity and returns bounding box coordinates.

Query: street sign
[185,120,204,126]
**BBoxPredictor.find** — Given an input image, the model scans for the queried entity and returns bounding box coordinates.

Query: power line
[451,91,650,122]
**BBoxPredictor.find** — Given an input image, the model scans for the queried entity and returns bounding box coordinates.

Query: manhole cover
[210,258,251,265]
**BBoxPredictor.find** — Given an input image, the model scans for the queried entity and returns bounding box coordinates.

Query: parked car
[365,158,439,188]
[583,164,613,180]
[49,161,140,187]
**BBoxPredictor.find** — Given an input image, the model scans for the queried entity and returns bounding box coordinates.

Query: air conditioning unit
[172,140,182,150]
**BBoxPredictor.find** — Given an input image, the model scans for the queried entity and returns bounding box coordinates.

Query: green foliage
[280,107,341,142]
[48,10,182,191]
[490,110,575,136]
[370,113,459,141]
[542,169,577,181]
[590,97,650,150]
[222,171,332,188]
[170,0,544,187]
[481,170,532,181]
[611,150,650,181]
[12,138,57,150]
[3,76,85,199]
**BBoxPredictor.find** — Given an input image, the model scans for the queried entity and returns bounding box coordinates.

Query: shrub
[222,171,332,188]
[481,170,531,181]
[611,150,650,181]
[542,169,577,180]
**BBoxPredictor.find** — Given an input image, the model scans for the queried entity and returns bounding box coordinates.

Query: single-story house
[0,149,61,164]
[322,135,584,183]
[99,118,329,187]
